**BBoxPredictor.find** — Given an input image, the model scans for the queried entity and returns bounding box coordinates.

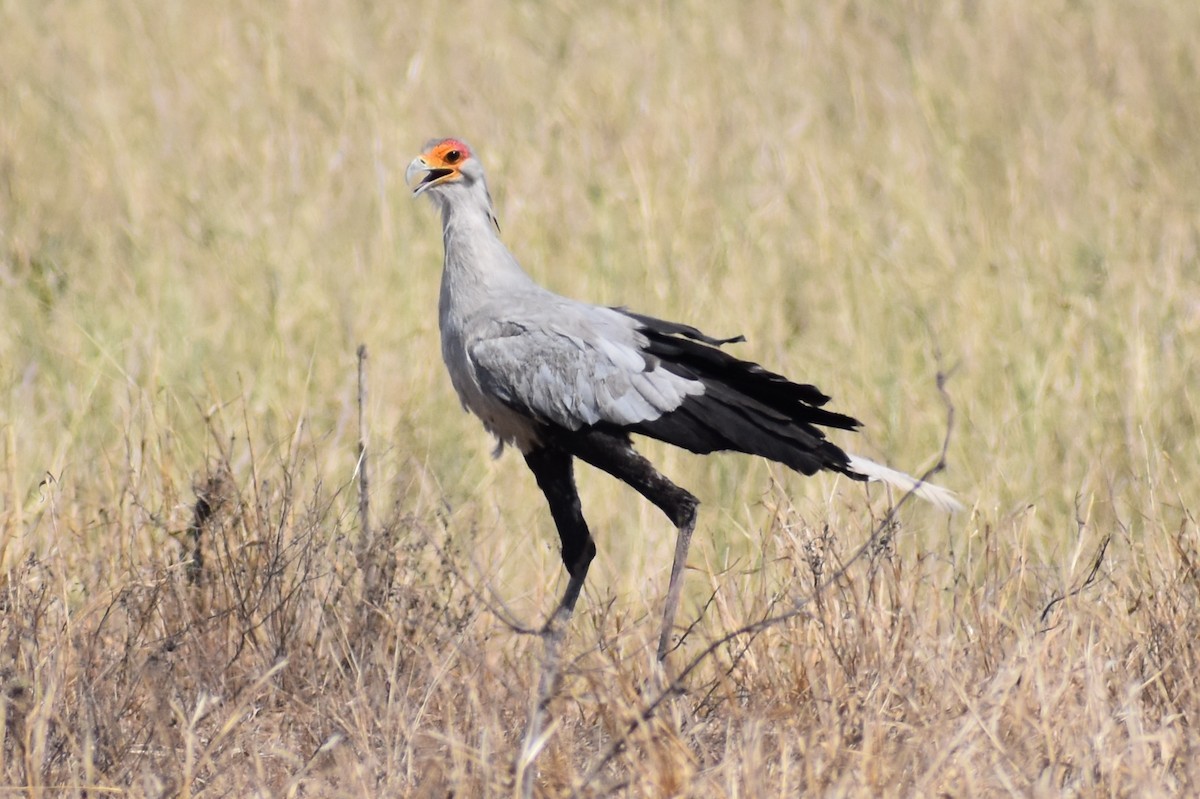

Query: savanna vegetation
[2,0,1198,795]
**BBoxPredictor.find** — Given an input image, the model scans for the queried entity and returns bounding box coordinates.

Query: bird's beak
[406,157,455,196]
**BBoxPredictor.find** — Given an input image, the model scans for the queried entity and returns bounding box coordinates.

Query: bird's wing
[467,311,704,431]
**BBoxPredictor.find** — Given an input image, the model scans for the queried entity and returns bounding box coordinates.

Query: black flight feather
[613,309,865,480]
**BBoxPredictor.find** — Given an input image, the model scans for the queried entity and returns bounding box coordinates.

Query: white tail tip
[846,455,965,513]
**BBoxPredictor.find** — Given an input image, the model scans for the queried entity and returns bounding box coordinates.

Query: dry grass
[2,0,1199,795]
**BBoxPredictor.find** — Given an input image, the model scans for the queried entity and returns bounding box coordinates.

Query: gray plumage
[419,151,702,453]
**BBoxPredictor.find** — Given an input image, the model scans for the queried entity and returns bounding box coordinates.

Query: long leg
[658,509,696,659]
[524,445,595,627]
[518,445,594,797]
[560,429,699,660]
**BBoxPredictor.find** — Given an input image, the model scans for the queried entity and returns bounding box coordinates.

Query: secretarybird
[407,137,961,659]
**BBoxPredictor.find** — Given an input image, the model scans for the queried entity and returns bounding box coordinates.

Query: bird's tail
[845,455,964,513]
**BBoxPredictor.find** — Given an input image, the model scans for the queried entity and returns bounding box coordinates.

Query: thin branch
[423,530,545,636]
[355,344,372,561]
[1039,535,1112,625]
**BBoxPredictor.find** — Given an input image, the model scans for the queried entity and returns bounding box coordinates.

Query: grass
[2,0,1199,794]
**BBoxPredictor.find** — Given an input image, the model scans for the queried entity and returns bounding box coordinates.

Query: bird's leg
[657,500,697,660]
[523,446,595,632]
[518,445,594,796]
[563,430,699,660]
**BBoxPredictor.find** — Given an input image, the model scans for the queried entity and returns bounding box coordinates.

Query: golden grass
[2,0,1199,794]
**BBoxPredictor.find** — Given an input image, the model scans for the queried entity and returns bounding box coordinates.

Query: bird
[406,137,961,659]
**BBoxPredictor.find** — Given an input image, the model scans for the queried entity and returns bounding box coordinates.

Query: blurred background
[1,0,1198,793]
[5,0,1199,544]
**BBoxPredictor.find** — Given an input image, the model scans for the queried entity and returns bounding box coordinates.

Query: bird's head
[406,137,483,198]
[406,137,498,229]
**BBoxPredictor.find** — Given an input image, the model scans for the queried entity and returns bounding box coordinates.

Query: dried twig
[1039,535,1112,625]
[354,344,372,569]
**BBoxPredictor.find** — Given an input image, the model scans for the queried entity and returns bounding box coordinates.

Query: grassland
[2,0,1199,795]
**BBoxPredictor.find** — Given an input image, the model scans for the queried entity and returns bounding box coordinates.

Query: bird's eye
[444,150,462,164]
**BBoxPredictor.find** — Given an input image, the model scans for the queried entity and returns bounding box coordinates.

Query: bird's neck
[437,189,537,319]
